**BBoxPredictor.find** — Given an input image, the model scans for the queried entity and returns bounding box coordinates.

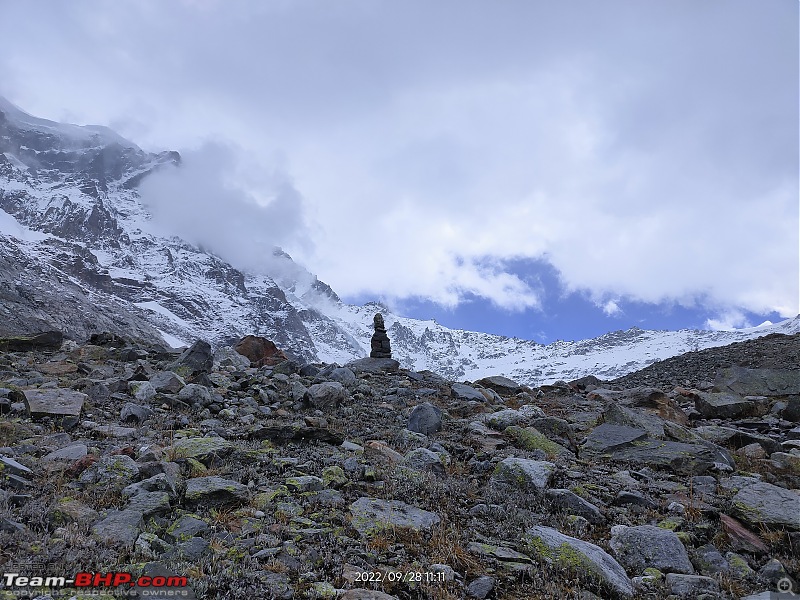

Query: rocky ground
[0,331,798,600]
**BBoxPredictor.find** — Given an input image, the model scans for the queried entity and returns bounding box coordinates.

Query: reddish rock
[719,513,769,554]
[233,335,288,367]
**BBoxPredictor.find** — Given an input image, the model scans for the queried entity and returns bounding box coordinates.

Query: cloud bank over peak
[2,0,796,327]
[138,142,311,276]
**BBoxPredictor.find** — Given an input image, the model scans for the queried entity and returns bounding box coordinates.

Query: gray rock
[329,367,356,386]
[665,573,720,597]
[150,371,186,394]
[582,424,649,453]
[714,366,800,396]
[42,442,87,462]
[466,575,495,599]
[23,388,86,419]
[213,346,251,369]
[583,424,734,474]
[126,492,171,517]
[693,425,781,455]
[694,392,755,419]
[349,497,440,536]
[123,473,179,500]
[476,375,521,394]
[404,447,446,478]
[491,457,555,492]
[730,482,800,530]
[120,402,153,424]
[128,380,156,403]
[693,544,730,576]
[165,515,209,543]
[85,382,110,403]
[340,590,399,600]
[610,525,695,575]
[285,475,324,492]
[522,525,633,598]
[0,456,32,477]
[784,397,800,422]
[758,558,795,589]
[170,339,213,377]
[408,402,442,435]
[135,532,174,560]
[451,383,486,402]
[486,409,526,430]
[79,454,139,490]
[177,383,212,407]
[184,476,249,507]
[92,509,144,545]
[345,357,400,373]
[170,436,233,466]
[546,488,604,524]
[603,402,665,438]
[49,498,99,526]
[176,537,209,560]
[307,381,347,410]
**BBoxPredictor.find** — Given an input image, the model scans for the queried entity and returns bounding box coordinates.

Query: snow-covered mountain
[1,98,797,385]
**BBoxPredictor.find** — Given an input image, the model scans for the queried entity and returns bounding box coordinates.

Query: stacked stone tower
[369,313,392,358]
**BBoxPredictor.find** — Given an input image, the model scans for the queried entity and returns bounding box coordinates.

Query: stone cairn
[369,312,392,358]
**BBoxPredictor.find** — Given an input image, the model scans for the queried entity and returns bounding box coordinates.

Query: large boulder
[694,392,755,419]
[233,335,288,367]
[169,340,213,378]
[714,366,800,396]
[0,331,63,351]
[582,424,735,474]
[522,526,633,598]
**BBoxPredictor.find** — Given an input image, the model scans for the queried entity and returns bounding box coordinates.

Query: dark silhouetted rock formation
[370,313,392,358]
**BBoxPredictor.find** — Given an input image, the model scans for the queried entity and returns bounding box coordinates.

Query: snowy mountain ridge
[1,97,796,386]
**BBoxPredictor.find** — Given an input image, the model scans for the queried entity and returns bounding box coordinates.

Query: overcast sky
[1,1,797,340]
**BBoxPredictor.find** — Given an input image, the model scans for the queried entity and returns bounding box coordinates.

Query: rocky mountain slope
[0,327,798,599]
[1,96,797,387]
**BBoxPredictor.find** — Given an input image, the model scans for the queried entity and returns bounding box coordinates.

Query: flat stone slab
[0,331,63,351]
[522,526,633,598]
[451,383,486,402]
[345,357,400,373]
[43,442,88,462]
[23,388,86,419]
[582,424,649,453]
[695,392,755,419]
[731,482,800,530]
[476,375,522,394]
[349,497,440,536]
[583,424,734,474]
[0,456,32,477]
[715,366,800,396]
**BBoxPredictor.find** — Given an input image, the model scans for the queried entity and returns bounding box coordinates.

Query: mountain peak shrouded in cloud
[1,0,796,340]
[137,141,312,277]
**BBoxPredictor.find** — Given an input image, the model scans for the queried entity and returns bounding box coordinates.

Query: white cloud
[137,142,310,274]
[1,0,796,319]
[706,309,753,331]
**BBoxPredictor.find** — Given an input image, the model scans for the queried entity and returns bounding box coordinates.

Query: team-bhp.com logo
[3,572,190,596]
